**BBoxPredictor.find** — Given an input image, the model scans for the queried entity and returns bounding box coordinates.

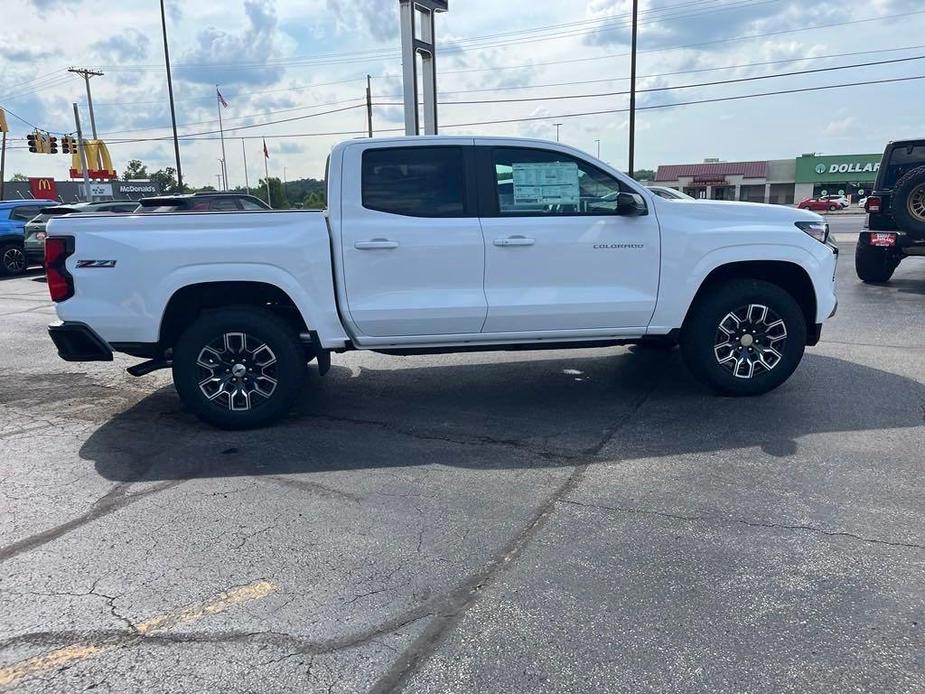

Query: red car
[798,197,842,212]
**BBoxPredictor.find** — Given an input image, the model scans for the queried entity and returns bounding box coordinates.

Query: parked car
[797,197,844,212]
[0,199,58,275]
[45,136,838,429]
[855,138,925,282]
[856,197,868,209]
[821,194,849,209]
[646,186,696,200]
[136,192,270,213]
[24,201,138,267]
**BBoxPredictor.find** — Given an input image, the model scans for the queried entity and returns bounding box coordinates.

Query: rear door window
[362,146,467,217]
[11,206,43,222]
[883,144,925,188]
[209,199,239,211]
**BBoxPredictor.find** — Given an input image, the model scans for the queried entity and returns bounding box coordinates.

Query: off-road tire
[855,240,899,283]
[680,279,807,396]
[172,307,307,429]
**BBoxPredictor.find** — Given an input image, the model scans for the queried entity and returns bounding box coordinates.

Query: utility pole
[595,139,601,159]
[366,74,374,138]
[160,0,183,190]
[67,68,103,140]
[242,139,250,195]
[0,108,8,200]
[628,0,639,178]
[554,123,563,142]
[216,85,228,190]
[73,103,91,202]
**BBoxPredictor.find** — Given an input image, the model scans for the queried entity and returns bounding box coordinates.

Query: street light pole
[595,139,601,159]
[628,0,639,178]
[554,122,563,142]
[160,0,183,191]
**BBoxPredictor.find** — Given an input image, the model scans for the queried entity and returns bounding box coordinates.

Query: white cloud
[823,117,856,137]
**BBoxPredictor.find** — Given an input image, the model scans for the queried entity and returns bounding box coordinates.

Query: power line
[435,54,925,105]
[441,9,925,75]
[394,44,925,97]
[6,72,906,150]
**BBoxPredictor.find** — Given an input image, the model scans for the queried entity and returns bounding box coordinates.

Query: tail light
[45,236,75,302]
[865,196,881,213]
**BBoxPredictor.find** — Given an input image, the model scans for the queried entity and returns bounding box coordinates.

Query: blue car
[0,199,58,275]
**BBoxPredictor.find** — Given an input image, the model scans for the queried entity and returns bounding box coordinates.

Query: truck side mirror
[616,192,646,216]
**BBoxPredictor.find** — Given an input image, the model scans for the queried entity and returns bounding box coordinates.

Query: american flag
[263,138,269,159]
[217,88,229,108]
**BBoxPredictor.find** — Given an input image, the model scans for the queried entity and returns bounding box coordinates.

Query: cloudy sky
[2,0,924,187]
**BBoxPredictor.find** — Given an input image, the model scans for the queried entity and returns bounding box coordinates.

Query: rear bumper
[48,321,113,362]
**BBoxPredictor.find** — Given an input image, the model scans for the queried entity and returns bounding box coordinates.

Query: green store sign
[795,154,882,183]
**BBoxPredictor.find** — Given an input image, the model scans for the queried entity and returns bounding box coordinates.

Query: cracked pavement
[0,229,923,692]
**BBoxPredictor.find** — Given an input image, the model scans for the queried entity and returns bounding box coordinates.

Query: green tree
[254,177,290,209]
[303,190,325,209]
[150,167,183,194]
[632,169,656,182]
[10,172,28,181]
[122,160,149,179]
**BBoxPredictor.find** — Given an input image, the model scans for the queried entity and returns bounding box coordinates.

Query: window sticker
[512,162,580,206]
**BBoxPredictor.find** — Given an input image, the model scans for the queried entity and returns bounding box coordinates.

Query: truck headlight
[795,221,829,244]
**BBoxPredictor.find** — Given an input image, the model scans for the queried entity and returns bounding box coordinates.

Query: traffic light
[47,136,58,154]
[27,132,40,153]
[61,136,75,154]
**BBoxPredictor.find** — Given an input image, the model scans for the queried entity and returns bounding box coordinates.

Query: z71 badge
[75,260,117,269]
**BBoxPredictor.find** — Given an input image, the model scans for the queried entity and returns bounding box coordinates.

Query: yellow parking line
[0,580,276,689]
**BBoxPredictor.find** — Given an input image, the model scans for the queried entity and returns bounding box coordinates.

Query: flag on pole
[217,88,229,108]
[263,138,269,159]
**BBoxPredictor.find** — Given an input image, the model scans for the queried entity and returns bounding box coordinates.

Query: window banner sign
[513,162,580,206]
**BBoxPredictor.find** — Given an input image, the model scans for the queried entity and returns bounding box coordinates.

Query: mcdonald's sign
[69,139,117,180]
[29,177,58,199]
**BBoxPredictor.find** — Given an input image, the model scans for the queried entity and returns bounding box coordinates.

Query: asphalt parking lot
[1,215,923,693]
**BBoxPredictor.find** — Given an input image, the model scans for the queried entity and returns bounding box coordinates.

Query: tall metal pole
[216,85,228,190]
[366,74,374,138]
[628,0,639,177]
[242,138,250,195]
[264,150,271,209]
[160,0,183,190]
[68,68,103,140]
[73,103,91,202]
[595,139,601,158]
[0,131,6,200]
[554,123,563,142]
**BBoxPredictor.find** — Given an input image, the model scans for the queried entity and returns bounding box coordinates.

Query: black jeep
[855,139,925,282]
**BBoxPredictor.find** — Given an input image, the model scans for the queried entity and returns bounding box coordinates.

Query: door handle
[355,239,399,250]
[494,236,535,247]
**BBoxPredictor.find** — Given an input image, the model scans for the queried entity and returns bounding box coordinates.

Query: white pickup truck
[45,136,838,428]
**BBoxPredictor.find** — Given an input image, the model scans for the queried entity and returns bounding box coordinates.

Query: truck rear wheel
[680,279,807,396]
[855,240,899,283]
[172,307,307,429]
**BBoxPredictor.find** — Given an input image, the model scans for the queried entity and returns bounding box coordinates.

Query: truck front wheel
[855,240,899,283]
[172,307,307,429]
[680,279,807,396]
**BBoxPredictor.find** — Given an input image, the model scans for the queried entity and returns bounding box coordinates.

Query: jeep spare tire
[892,165,925,238]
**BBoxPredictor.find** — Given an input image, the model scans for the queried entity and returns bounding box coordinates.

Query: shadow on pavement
[80,348,925,483]
[0,269,43,283]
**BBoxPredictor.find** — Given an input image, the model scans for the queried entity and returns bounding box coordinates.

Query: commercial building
[654,152,882,205]
[793,153,881,202]
[1,178,160,203]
